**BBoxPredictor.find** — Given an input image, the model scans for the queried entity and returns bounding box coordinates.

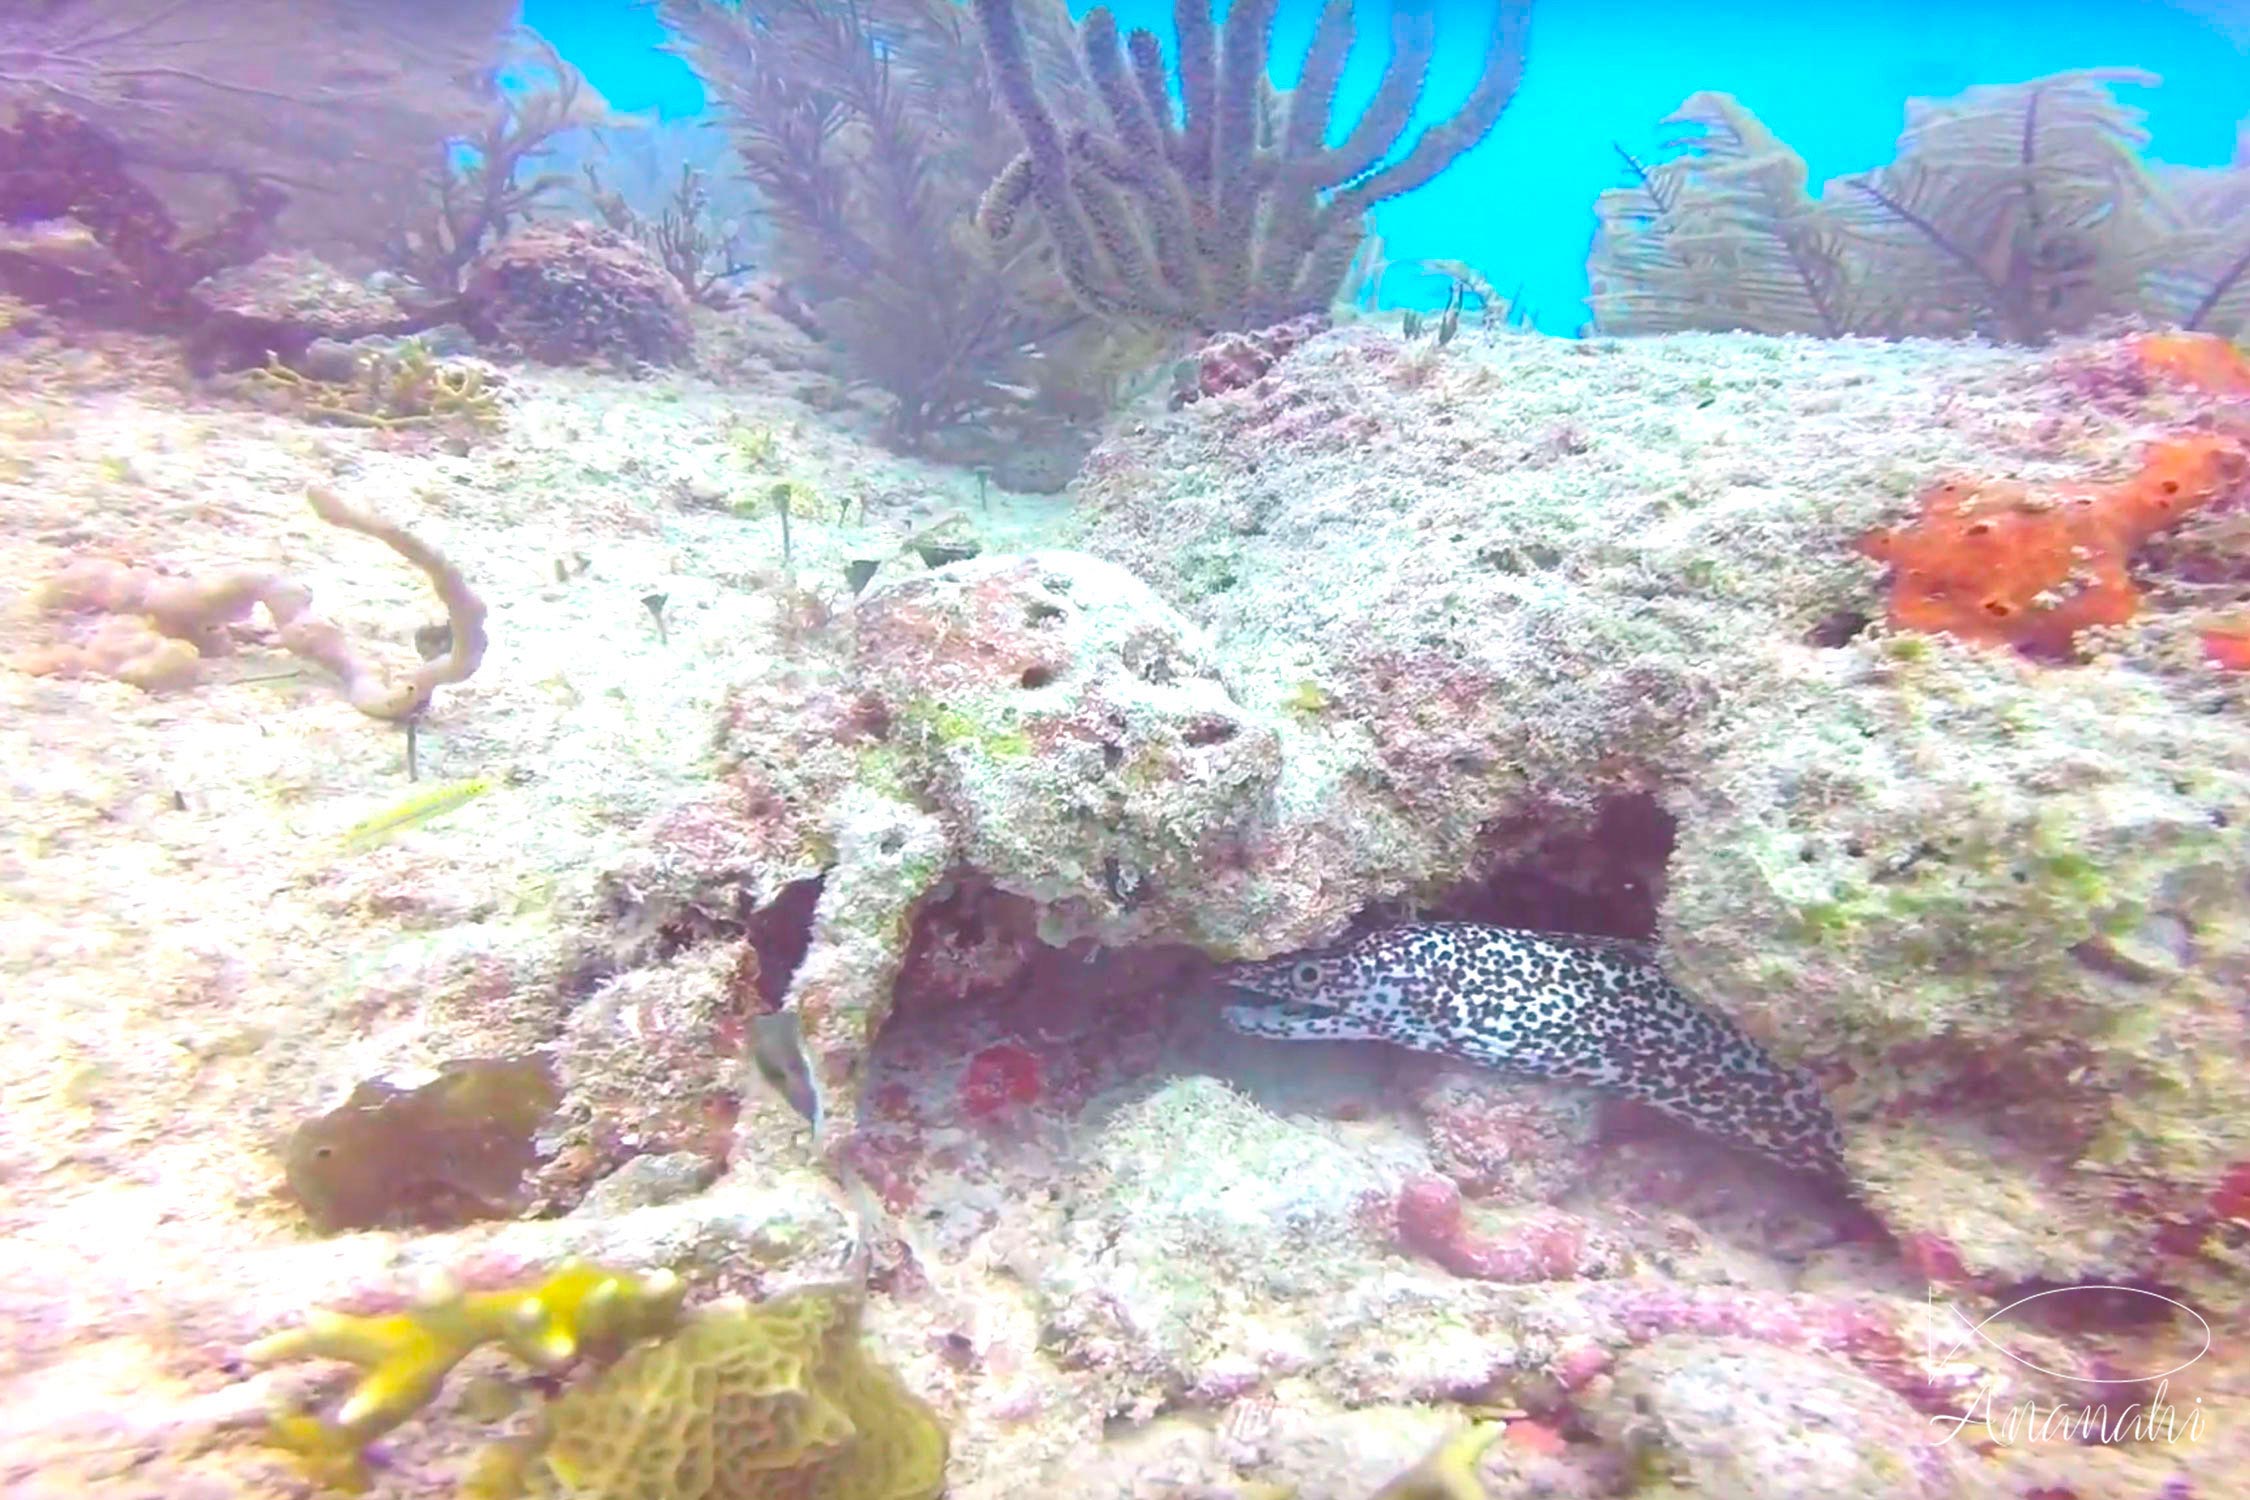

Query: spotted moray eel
[1218,922,1846,1178]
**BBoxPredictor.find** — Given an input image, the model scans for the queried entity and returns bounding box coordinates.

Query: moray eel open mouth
[1214,921,1847,1180]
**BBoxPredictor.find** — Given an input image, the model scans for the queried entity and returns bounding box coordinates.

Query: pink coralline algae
[958,1042,1042,1120]
[1413,1070,1596,1204]
[1170,313,1330,408]
[1394,1175,1622,1282]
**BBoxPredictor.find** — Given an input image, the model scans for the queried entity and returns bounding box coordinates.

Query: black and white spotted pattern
[1219,921,1845,1179]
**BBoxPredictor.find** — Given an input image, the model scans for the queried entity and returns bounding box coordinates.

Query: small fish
[0,217,115,275]
[750,1011,821,1129]
[339,776,492,850]
[1218,921,1845,1178]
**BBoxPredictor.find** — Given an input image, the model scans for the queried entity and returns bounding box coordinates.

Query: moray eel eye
[1292,961,1322,988]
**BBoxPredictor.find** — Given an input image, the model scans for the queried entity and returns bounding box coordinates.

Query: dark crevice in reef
[740,876,823,1006]
[1806,608,1873,648]
[889,875,1207,1026]
[1437,793,1677,939]
[614,871,824,1002]
[876,796,1685,1040]
[621,868,823,976]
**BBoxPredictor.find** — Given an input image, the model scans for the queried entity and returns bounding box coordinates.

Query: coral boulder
[462,221,694,368]
[853,550,1283,948]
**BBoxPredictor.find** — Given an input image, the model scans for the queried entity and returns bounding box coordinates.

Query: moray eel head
[1217,939,1403,1045]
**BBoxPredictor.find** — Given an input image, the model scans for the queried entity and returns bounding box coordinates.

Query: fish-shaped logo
[1924,1285,2211,1384]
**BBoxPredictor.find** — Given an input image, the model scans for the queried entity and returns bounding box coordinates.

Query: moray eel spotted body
[1219,922,1845,1178]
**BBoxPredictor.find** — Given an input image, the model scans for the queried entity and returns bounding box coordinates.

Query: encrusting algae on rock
[249,1262,946,1500]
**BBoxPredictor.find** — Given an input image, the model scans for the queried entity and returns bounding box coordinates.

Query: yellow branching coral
[249,1270,947,1500]
[245,341,504,432]
[1370,1423,1504,1500]
[249,1262,688,1493]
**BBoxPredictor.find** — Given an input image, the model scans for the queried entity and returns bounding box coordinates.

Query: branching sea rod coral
[22,487,488,720]
[377,33,601,300]
[972,0,1533,331]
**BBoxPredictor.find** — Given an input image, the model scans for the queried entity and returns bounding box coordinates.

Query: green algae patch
[283,1056,559,1234]
[898,699,1032,760]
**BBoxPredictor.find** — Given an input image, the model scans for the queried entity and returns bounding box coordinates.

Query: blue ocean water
[526,0,2249,331]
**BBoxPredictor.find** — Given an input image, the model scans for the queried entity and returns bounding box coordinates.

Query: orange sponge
[1861,434,2250,655]
[2131,331,2250,399]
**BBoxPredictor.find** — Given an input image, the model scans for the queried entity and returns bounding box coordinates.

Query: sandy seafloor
[0,309,2242,1500]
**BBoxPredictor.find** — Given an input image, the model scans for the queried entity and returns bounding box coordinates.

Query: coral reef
[183,251,422,374]
[1058,323,2250,1287]
[1393,1176,1628,1283]
[1661,646,2250,1286]
[850,551,1279,946]
[1171,314,1330,409]
[1592,72,2250,341]
[1411,1072,1596,1204]
[972,0,1531,331]
[1582,1337,1963,1498]
[14,286,2250,1500]
[21,485,488,719]
[686,548,1283,1136]
[462,221,696,368]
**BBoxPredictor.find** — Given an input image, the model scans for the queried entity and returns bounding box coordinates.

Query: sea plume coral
[655,0,1134,443]
[1592,71,2250,342]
